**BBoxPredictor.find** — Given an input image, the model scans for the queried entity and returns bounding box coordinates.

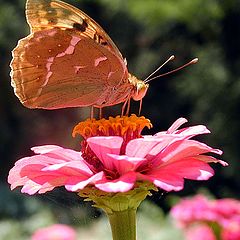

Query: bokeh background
[0,0,239,239]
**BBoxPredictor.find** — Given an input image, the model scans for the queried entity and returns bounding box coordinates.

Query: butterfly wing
[11,0,131,109]
[25,0,122,57]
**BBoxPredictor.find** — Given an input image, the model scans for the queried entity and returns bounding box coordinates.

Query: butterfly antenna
[144,58,198,83]
[144,55,175,82]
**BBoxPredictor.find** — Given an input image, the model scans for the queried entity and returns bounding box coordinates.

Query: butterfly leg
[99,107,103,119]
[138,99,143,116]
[121,99,128,116]
[126,98,131,116]
[121,98,131,116]
[90,106,94,119]
[121,100,127,116]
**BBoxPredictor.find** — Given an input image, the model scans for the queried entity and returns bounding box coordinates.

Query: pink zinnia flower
[170,195,240,240]
[31,224,76,240]
[8,115,227,195]
[222,220,240,240]
[185,224,216,240]
[171,195,217,227]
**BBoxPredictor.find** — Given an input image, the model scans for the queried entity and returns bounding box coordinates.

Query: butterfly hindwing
[11,27,129,109]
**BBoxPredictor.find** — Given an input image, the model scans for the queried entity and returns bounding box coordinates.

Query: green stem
[209,222,222,240]
[107,209,136,240]
[78,183,158,240]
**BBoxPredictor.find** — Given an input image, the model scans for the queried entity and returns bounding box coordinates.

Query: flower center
[72,114,152,170]
[73,114,152,139]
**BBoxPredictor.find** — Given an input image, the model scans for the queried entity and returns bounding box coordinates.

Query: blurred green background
[0,0,239,239]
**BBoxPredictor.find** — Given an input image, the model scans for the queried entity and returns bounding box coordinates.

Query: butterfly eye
[132,82,149,101]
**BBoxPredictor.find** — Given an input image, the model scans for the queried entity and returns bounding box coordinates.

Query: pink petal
[8,155,63,190]
[138,172,184,191]
[95,172,137,192]
[140,125,211,163]
[107,154,147,175]
[138,159,214,192]
[87,136,123,169]
[31,145,64,154]
[126,138,163,158]
[153,178,184,191]
[142,135,184,161]
[174,125,210,137]
[42,160,93,175]
[155,118,188,136]
[21,180,56,195]
[156,117,210,140]
[37,147,84,162]
[150,158,214,180]
[65,172,105,191]
[8,145,95,194]
[196,155,228,166]
[167,117,188,133]
[153,139,222,166]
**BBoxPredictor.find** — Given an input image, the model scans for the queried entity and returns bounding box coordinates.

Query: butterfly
[10,0,149,110]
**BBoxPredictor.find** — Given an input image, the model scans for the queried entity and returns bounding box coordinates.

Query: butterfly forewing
[26,0,122,57]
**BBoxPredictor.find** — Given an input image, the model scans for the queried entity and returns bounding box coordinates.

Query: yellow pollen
[72,114,152,139]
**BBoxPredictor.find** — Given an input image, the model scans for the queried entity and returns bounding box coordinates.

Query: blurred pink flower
[171,195,240,240]
[31,224,76,240]
[8,116,227,195]
[185,224,216,240]
[222,220,240,240]
[215,199,240,240]
[212,198,240,227]
[171,195,217,227]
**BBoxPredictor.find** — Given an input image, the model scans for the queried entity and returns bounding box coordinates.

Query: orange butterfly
[10,0,149,110]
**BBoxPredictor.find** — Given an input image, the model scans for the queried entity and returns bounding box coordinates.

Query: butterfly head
[128,74,149,101]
